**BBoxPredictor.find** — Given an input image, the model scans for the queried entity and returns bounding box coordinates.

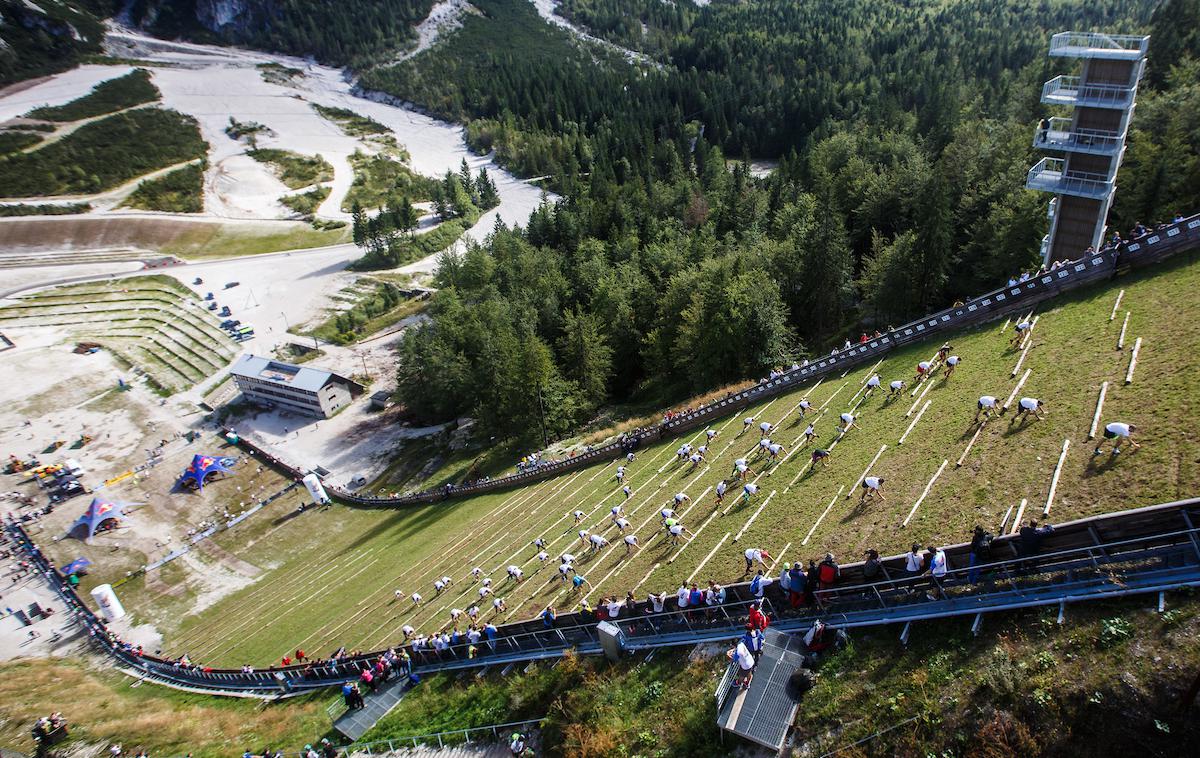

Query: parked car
[208,302,218,310]
[219,306,232,317]
[224,281,240,289]
[204,292,214,300]
[193,277,204,285]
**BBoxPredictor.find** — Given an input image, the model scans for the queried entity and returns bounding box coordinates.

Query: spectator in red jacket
[747,602,769,631]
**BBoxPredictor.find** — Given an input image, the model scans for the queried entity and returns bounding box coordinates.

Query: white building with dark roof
[230,355,363,418]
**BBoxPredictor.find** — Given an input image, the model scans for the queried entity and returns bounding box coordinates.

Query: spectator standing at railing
[863,549,882,581]
[1037,117,1050,143]
[787,562,805,608]
[742,623,765,662]
[1018,519,1055,571]
[904,544,924,580]
[968,526,993,583]
[926,546,948,600]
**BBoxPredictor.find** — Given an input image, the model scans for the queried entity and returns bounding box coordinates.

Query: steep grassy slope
[47,252,1200,666]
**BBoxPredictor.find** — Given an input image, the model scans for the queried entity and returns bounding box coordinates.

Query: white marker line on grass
[1087,382,1108,440]
[631,562,662,593]
[956,419,987,467]
[733,490,777,541]
[906,379,934,416]
[1117,312,1130,350]
[901,459,948,527]
[1043,439,1070,516]
[687,532,732,584]
[768,542,792,571]
[1010,341,1031,377]
[801,486,846,545]
[898,401,931,445]
[1010,498,1028,535]
[1002,369,1031,413]
[1110,289,1125,321]
[1125,337,1142,384]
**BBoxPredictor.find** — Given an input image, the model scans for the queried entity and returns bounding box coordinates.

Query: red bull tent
[178,454,233,491]
[68,498,125,541]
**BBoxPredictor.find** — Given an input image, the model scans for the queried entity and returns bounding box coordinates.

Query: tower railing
[1049,31,1150,59]
[1035,117,1125,156]
[1026,157,1113,200]
[1042,75,1134,109]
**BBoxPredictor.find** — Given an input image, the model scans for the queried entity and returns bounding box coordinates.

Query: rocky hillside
[0,0,109,86]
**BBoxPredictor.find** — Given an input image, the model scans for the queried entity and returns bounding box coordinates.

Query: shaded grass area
[364,648,726,757]
[25,69,160,122]
[110,253,1200,665]
[0,658,328,758]
[0,108,206,197]
[794,592,1200,756]
[247,148,334,190]
[341,149,437,212]
[122,163,205,213]
[167,223,350,259]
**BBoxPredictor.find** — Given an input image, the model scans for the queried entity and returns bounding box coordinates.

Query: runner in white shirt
[741,482,759,504]
[467,605,479,620]
[394,589,403,601]
[627,451,636,463]
[668,522,690,544]
[838,412,859,434]
[450,608,463,625]
[759,420,773,438]
[1010,320,1032,347]
[914,360,932,382]
[614,517,631,532]
[706,428,719,442]
[560,552,576,565]
[441,576,452,587]
[578,528,590,545]
[697,444,708,457]
[1014,397,1047,422]
[767,442,784,462]
[688,452,703,470]
[536,550,550,563]
[622,484,633,499]
[624,534,640,553]
[573,509,585,524]
[889,379,906,397]
[660,507,676,521]
[411,592,423,606]
[798,399,812,417]
[943,355,961,378]
[433,579,446,594]
[732,458,749,477]
[615,465,626,483]
[975,395,998,422]
[715,479,728,504]
[756,437,772,457]
[742,416,756,434]
[471,567,483,580]
[402,624,416,639]
[588,533,609,551]
[506,565,523,582]
[1094,421,1139,457]
[493,597,507,613]
[674,492,690,506]
[676,444,689,461]
[802,423,818,445]
[478,586,492,600]
[611,505,624,518]
[859,476,885,503]
[558,563,573,580]
[865,374,881,395]
[744,547,772,573]
[533,537,546,550]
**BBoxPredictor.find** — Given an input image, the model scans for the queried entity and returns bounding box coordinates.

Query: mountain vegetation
[0,0,110,86]
[0,108,206,197]
[122,162,204,213]
[384,0,1200,441]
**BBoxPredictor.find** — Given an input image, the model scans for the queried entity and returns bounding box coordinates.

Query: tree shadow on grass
[337,498,470,555]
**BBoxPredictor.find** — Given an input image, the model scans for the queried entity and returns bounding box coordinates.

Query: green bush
[280,186,331,218]
[312,104,390,137]
[1099,617,1133,647]
[26,69,159,121]
[123,163,205,213]
[0,108,207,197]
[0,202,91,216]
[0,131,42,154]
[247,148,334,189]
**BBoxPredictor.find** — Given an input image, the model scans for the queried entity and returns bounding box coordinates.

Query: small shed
[370,390,394,410]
